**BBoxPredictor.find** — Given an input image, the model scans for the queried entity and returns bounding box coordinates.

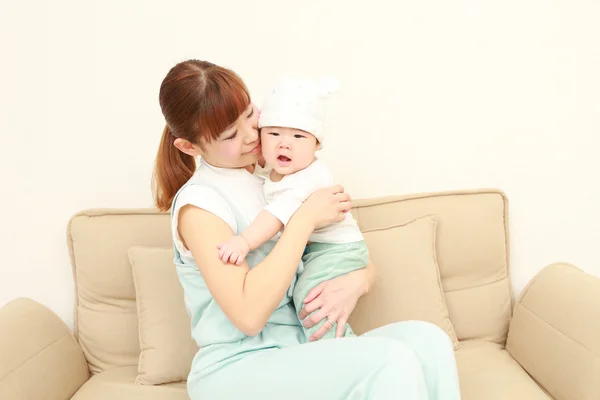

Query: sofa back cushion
[351,190,512,344]
[68,210,172,374]
[67,189,511,374]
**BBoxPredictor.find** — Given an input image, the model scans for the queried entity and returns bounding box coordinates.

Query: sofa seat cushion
[71,366,188,400]
[456,341,550,400]
[71,343,551,399]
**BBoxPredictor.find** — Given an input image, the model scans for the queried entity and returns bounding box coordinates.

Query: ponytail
[153,59,251,211]
[152,125,196,211]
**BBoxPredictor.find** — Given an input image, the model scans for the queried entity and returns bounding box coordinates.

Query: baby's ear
[315,139,322,151]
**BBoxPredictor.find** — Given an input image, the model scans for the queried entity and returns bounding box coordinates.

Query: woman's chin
[240,153,259,166]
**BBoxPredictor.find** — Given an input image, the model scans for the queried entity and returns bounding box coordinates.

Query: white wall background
[1,0,599,329]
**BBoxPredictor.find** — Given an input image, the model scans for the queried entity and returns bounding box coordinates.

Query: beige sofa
[1,189,599,400]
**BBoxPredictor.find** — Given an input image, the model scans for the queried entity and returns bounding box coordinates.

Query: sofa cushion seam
[517,303,599,358]
[0,334,70,381]
[444,276,508,293]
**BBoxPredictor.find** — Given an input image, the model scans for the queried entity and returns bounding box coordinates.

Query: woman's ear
[174,138,202,157]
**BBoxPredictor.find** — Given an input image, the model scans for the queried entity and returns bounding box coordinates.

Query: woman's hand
[298,268,369,341]
[298,185,351,230]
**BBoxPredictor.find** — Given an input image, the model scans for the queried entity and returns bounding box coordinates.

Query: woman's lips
[247,143,261,154]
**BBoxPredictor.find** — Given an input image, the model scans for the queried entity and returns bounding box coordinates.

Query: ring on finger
[326,317,334,327]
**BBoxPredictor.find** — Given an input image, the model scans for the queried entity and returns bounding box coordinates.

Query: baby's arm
[218,162,332,265]
[217,210,283,265]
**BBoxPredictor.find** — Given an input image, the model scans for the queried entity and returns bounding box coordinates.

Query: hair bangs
[198,69,250,142]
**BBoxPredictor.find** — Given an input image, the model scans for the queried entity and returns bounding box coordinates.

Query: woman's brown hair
[152,60,250,211]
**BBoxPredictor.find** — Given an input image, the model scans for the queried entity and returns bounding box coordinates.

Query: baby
[217,77,369,341]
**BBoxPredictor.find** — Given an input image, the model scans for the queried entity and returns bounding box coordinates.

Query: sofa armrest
[0,298,89,399]
[506,263,600,400]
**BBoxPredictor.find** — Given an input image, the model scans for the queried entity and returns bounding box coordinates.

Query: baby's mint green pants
[293,240,369,341]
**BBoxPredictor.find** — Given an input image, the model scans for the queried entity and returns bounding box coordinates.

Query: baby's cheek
[260,145,277,162]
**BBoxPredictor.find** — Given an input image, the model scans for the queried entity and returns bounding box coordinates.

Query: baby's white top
[261,159,364,244]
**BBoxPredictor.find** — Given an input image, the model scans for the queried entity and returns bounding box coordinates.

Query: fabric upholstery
[506,262,600,400]
[68,210,172,374]
[455,341,551,399]
[352,190,512,344]
[0,298,89,400]
[348,215,459,349]
[71,366,188,400]
[129,246,199,385]
[0,188,591,399]
[67,190,510,375]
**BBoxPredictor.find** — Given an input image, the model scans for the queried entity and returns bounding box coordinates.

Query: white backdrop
[1,0,599,329]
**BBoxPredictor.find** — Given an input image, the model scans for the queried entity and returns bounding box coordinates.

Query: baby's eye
[269,132,279,136]
[294,134,305,139]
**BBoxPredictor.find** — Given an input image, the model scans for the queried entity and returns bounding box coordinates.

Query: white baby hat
[258,77,339,149]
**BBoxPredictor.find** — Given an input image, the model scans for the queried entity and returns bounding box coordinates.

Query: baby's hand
[216,235,250,265]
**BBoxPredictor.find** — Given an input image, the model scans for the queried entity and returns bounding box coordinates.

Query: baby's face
[260,126,319,175]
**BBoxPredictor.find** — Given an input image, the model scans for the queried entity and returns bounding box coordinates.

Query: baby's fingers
[235,253,244,265]
[220,248,232,263]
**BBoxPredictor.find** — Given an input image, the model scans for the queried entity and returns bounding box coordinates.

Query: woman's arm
[179,186,350,336]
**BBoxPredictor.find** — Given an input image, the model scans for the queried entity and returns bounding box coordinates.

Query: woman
[153,59,461,399]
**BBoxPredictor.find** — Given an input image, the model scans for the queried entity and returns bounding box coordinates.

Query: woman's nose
[243,125,258,143]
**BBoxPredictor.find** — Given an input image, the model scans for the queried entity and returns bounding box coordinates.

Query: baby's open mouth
[277,155,291,162]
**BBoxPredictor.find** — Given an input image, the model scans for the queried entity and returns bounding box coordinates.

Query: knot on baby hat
[258,77,340,149]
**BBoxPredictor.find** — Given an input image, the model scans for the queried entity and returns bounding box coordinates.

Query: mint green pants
[293,240,369,341]
[189,320,461,399]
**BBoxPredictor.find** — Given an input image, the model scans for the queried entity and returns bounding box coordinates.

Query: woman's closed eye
[223,131,237,140]
[247,107,254,118]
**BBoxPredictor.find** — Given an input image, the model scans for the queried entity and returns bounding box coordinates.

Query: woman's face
[198,103,262,169]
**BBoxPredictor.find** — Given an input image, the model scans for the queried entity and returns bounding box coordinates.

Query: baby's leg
[293,241,368,341]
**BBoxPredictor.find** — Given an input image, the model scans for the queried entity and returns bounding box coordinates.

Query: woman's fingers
[338,202,351,214]
[299,295,325,321]
[303,307,328,329]
[329,184,345,194]
[336,315,348,338]
[309,316,336,342]
[334,192,352,213]
[303,281,327,305]
[334,192,351,202]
